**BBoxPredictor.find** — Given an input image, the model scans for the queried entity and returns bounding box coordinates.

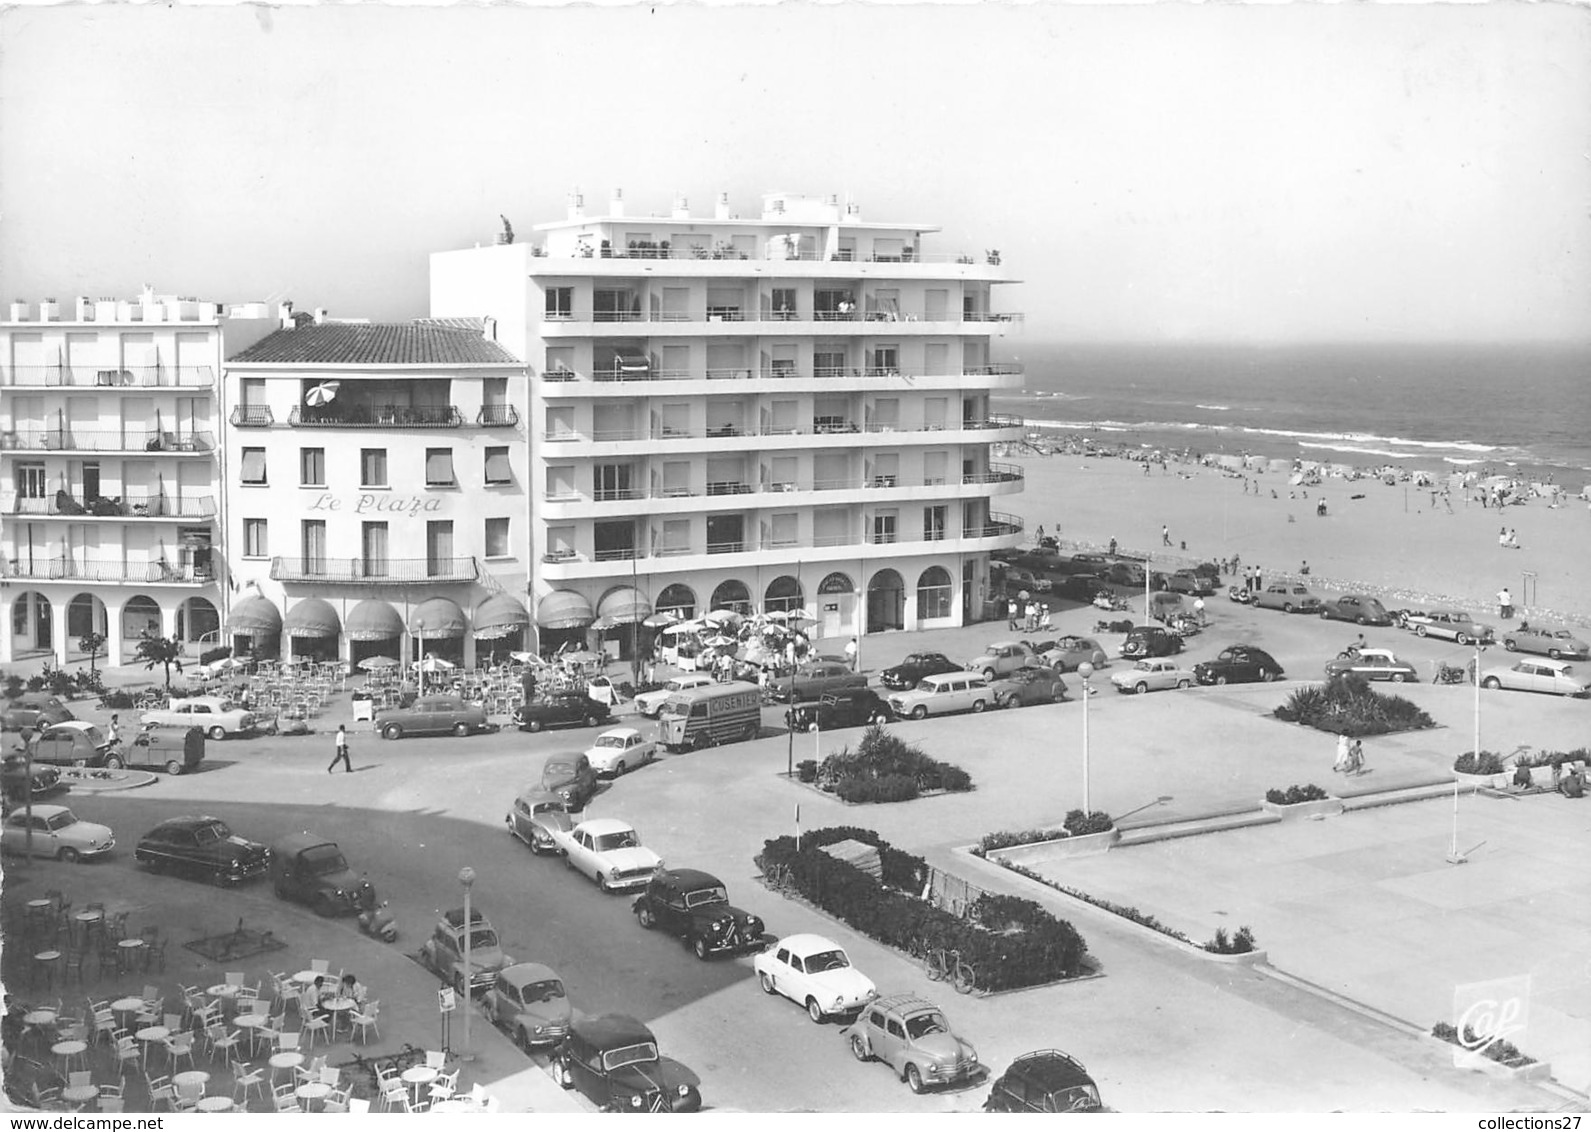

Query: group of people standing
[1240,565,1266,593]
[1006,598,1052,634]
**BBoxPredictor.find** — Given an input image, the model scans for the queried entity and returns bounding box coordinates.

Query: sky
[1,2,1588,345]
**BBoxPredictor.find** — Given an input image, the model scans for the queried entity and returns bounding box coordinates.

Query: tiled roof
[229,320,521,365]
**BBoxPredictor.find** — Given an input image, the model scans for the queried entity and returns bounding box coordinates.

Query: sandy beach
[1005,452,1591,624]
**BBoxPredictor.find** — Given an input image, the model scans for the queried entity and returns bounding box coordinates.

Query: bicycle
[762,862,797,895]
[332,1042,427,1099]
[926,947,978,994]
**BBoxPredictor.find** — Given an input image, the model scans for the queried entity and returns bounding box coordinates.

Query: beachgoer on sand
[1161,524,1171,546]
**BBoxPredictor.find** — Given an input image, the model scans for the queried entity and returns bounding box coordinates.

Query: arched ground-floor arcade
[0,584,226,666]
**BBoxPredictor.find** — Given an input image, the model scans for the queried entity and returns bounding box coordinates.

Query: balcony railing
[569,364,1022,384]
[592,487,645,502]
[1,429,216,453]
[542,246,1005,266]
[286,406,464,429]
[230,405,274,427]
[705,481,753,496]
[964,512,1025,539]
[5,492,216,519]
[268,556,478,583]
[1,365,215,388]
[540,417,1022,445]
[475,405,521,427]
[542,472,1017,505]
[961,463,1025,485]
[2,557,214,583]
[706,540,746,555]
[542,518,1022,566]
[593,547,640,562]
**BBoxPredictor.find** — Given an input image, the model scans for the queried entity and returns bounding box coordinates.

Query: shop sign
[307,492,445,517]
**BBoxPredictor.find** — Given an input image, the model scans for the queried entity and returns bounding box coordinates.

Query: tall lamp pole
[1077,662,1094,814]
[458,866,476,1057]
[1449,643,1488,865]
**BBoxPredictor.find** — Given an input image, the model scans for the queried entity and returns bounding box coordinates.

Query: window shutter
[240,449,266,483]
[426,450,455,485]
[485,450,511,484]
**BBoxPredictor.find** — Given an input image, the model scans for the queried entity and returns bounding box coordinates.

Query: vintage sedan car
[633,867,766,959]
[785,688,894,732]
[1324,649,1419,683]
[989,666,1066,709]
[1102,561,1146,587]
[753,933,877,1023]
[375,694,490,741]
[1063,552,1109,574]
[134,815,270,885]
[140,695,262,741]
[420,906,515,996]
[1194,646,1284,685]
[634,673,715,718]
[1054,574,1110,603]
[984,1049,1104,1113]
[515,692,611,733]
[506,788,574,855]
[1,755,66,803]
[1502,625,1590,660]
[1319,594,1394,626]
[25,721,206,776]
[880,652,963,692]
[1480,659,1591,698]
[1001,566,1051,594]
[552,818,662,893]
[583,728,657,777]
[888,672,995,719]
[1120,625,1183,660]
[769,661,868,704]
[845,993,981,1094]
[0,694,74,732]
[269,832,375,917]
[1252,583,1323,614]
[482,962,571,1050]
[967,641,1037,680]
[556,1013,702,1112]
[1037,635,1108,672]
[1165,569,1216,596]
[541,753,598,811]
[1406,609,1495,645]
[0,804,114,863]
[23,721,110,762]
[1110,658,1196,694]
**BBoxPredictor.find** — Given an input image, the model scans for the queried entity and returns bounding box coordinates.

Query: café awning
[596,586,651,625]
[473,593,531,640]
[225,595,282,635]
[283,597,341,639]
[409,597,467,639]
[345,598,405,642]
[536,590,594,630]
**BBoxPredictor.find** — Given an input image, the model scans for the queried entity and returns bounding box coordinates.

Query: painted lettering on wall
[307,493,444,517]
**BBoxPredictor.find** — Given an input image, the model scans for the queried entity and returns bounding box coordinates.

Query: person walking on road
[1007,598,1020,631]
[328,724,352,773]
[1193,596,1206,626]
[1161,524,1172,547]
[844,637,859,672]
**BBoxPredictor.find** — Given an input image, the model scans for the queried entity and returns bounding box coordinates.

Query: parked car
[844,993,981,1094]
[375,694,490,741]
[1166,569,1216,596]
[984,1049,1104,1113]
[1110,658,1195,694]
[880,652,963,692]
[967,641,1037,680]
[657,681,762,750]
[140,695,263,741]
[269,832,375,917]
[1319,594,1394,626]
[753,933,877,1023]
[1252,583,1323,614]
[785,688,893,732]
[28,722,205,775]
[505,788,574,855]
[888,672,995,720]
[1480,659,1591,698]
[1,755,65,804]
[1120,625,1184,659]
[540,753,598,810]
[583,728,657,777]
[1324,649,1419,683]
[1,803,113,863]
[1,694,74,732]
[632,867,766,960]
[1405,609,1495,645]
[634,674,716,718]
[1502,625,1590,660]
[1055,574,1110,603]
[551,818,662,893]
[1194,646,1284,685]
[990,666,1067,709]
[769,661,868,704]
[555,1013,702,1112]
[1063,552,1109,574]
[1001,566,1050,594]
[134,815,270,885]
[515,692,611,733]
[482,962,571,1051]
[1037,635,1108,672]
[1102,562,1146,587]
[420,906,514,996]
[23,720,110,762]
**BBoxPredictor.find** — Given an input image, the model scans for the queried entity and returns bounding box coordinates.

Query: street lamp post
[1077,662,1094,814]
[458,866,476,1057]
[1449,643,1488,865]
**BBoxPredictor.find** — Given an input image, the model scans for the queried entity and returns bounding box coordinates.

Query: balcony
[268,556,479,583]
[475,405,521,427]
[5,492,216,519]
[964,512,1025,539]
[0,429,216,453]
[286,406,463,429]
[961,463,1025,485]
[541,310,1021,330]
[556,363,1023,390]
[1,365,215,389]
[539,415,1024,452]
[2,557,215,584]
[230,405,274,427]
[540,245,1008,267]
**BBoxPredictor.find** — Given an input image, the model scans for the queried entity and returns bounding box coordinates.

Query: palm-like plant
[78,632,107,680]
[133,631,184,691]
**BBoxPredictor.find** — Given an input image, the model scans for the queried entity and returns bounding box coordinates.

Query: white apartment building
[430,191,1025,651]
[0,291,275,666]
[220,311,531,668]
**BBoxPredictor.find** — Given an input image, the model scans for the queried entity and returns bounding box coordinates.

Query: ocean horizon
[993,341,1591,487]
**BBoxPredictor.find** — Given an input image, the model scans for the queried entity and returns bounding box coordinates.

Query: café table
[72,910,103,945]
[21,1008,58,1042]
[134,1025,169,1069]
[61,1083,100,1109]
[268,1051,304,1082]
[206,983,243,1000]
[51,1038,88,1073]
[295,1082,332,1111]
[197,1097,234,1113]
[109,997,145,1028]
[116,938,146,975]
[289,969,322,989]
[400,1064,438,1103]
[173,1070,210,1092]
[322,996,356,1040]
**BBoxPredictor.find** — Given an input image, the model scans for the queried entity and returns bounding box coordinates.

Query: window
[593,520,636,561]
[242,519,268,558]
[872,510,897,545]
[485,517,510,558]
[16,462,46,499]
[484,447,511,486]
[771,288,798,320]
[300,447,326,487]
[240,448,267,485]
[426,520,455,576]
[301,520,326,575]
[544,347,576,380]
[361,522,389,576]
[545,405,575,440]
[425,448,456,487]
[868,347,899,377]
[705,514,745,555]
[814,349,847,378]
[545,466,576,500]
[924,505,947,542]
[594,464,635,502]
[361,448,388,488]
[241,377,265,406]
[917,565,953,618]
[545,286,573,319]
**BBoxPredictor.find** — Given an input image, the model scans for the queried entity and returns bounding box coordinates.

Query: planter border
[1421,1035,1553,1083]
[982,827,1120,863]
[1259,796,1344,820]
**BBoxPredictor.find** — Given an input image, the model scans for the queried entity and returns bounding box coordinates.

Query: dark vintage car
[1,754,66,804]
[515,693,611,733]
[375,694,491,741]
[1,694,74,732]
[785,689,894,732]
[482,962,571,1050]
[1194,646,1285,685]
[1119,625,1184,659]
[984,1049,1104,1113]
[1165,569,1216,596]
[632,867,766,960]
[880,652,963,692]
[269,831,375,916]
[769,661,868,704]
[134,815,270,885]
[506,788,575,854]
[556,1013,702,1112]
[1062,552,1109,575]
[1318,594,1394,626]
[1102,561,1146,587]
[989,666,1067,709]
[1054,574,1110,603]
[541,753,598,811]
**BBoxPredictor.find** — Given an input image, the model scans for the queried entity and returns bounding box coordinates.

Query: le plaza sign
[307,492,447,518]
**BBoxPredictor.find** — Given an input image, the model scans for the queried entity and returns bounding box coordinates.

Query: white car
[551,818,662,893]
[1110,659,1195,694]
[584,728,658,777]
[635,674,715,718]
[1,804,115,863]
[1405,610,1495,646]
[752,933,878,1023]
[140,696,261,741]
[1480,659,1591,698]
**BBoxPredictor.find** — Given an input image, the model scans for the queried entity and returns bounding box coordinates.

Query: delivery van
[657,681,761,751]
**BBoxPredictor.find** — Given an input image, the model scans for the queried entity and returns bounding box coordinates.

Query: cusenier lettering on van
[657,681,762,752]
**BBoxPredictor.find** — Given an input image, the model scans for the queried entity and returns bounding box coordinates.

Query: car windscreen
[195,822,230,844]
[602,1042,659,1071]
[1051,1085,1102,1111]
[913,680,939,693]
[46,812,77,831]
[469,929,499,950]
[904,1011,948,1039]
[803,948,850,973]
[594,830,639,852]
[543,763,574,780]
[521,979,565,1003]
[594,735,626,749]
[684,886,728,908]
[303,846,349,874]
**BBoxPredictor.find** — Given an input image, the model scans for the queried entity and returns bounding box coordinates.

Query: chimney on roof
[314,308,328,325]
[482,316,497,342]
[609,188,625,218]
[278,301,295,330]
[10,300,28,321]
[568,190,585,221]
[715,191,731,221]
[672,193,690,221]
[77,296,93,321]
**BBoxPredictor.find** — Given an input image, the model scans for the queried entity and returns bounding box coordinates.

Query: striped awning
[409,597,467,639]
[225,595,282,635]
[283,597,341,639]
[596,586,652,625]
[536,590,594,630]
[473,593,530,640]
[345,599,405,642]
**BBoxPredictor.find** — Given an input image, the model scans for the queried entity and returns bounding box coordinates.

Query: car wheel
[1176,679,1190,689]
[58,847,81,864]
[1257,669,1268,682]
[104,755,125,770]
[807,721,820,733]
[1391,673,1406,683]
[516,1027,532,1052]
[453,970,467,997]
[870,712,891,726]
[1282,603,1293,614]
[1356,615,1369,626]
[850,1034,871,1062]
[165,760,183,775]
[525,717,544,733]
[314,893,338,918]
[1135,681,1150,695]
[1415,624,1428,637]
[1504,639,1518,652]
[972,698,987,713]
[454,722,471,738]
[598,873,612,893]
[207,725,227,742]
[266,723,279,736]
[585,715,603,727]
[383,724,403,740]
[1215,675,1228,686]
[911,705,928,720]
[1548,648,1562,660]
[982,668,997,682]
[1483,677,1502,690]
[637,905,655,930]
[557,1060,574,1089]
[806,998,825,1024]
[1457,633,1472,646]
[905,1064,926,1094]
[759,972,777,995]
[691,731,712,751]
[693,936,711,961]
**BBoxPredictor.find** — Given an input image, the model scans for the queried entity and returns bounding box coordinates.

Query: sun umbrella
[704,609,741,626]
[418,655,456,673]
[784,611,816,624]
[509,651,538,664]
[1017,590,1031,600]
[358,656,399,671]
[642,612,681,629]
[562,650,601,665]
[704,635,737,648]
[762,610,791,621]
[304,381,342,406]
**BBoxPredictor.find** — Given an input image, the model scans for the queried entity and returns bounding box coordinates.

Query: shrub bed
[1514,747,1589,770]
[97,689,138,711]
[1430,1022,1537,1067]
[817,724,974,804]
[973,810,1115,855]
[1264,784,1329,805]
[1453,750,1505,776]
[1273,674,1434,737]
[198,646,232,666]
[757,826,1088,991]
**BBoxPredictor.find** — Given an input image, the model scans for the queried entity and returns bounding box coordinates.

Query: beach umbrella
[509,651,538,664]
[304,381,341,406]
[704,609,741,626]
[704,635,737,648]
[562,650,601,665]
[642,611,680,629]
[762,610,791,622]
[358,656,399,671]
[418,655,455,673]
[784,610,816,624]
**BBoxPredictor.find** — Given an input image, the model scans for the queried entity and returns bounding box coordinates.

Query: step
[1115,810,1280,847]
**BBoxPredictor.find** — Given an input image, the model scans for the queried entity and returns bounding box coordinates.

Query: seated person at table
[339,973,367,1007]
[1559,765,1585,799]
[312,976,338,1018]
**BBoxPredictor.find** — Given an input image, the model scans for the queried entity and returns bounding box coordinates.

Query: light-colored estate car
[1480,659,1591,698]
[141,695,263,741]
[1252,583,1322,614]
[1323,649,1419,683]
[1,804,114,863]
[1110,658,1196,694]
[583,728,658,777]
[753,933,878,1023]
[1405,610,1495,645]
[552,818,662,893]
[1501,625,1589,661]
[635,674,715,718]
[888,672,994,720]
[482,962,572,1050]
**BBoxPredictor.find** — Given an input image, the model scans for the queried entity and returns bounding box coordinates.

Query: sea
[993,341,1591,487]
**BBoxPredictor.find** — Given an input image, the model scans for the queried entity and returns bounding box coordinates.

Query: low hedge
[757,826,1089,992]
[1273,674,1435,737]
[973,810,1115,855]
[1431,1022,1536,1067]
[1265,784,1329,805]
[198,646,233,666]
[817,725,974,805]
[1453,750,1505,775]
[1513,747,1590,770]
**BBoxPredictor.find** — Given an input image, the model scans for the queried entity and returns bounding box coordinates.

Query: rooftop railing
[1,429,216,453]
[268,556,478,583]
[540,246,1007,267]
[287,405,464,429]
[544,309,1021,326]
[1,365,216,388]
